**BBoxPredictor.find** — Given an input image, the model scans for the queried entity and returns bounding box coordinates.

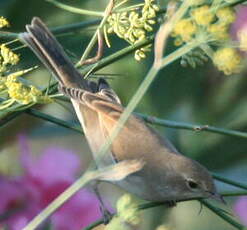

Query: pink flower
[233,196,247,227]
[0,134,102,230]
[231,6,247,41]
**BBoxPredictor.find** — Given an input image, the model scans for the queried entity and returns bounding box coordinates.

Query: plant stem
[80,36,154,74]
[83,190,247,230]
[0,19,100,39]
[76,0,114,66]
[26,109,83,134]
[83,219,104,230]
[213,174,247,190]
[23,106,247,140]
[45,0,104,17]
[138,112,247,139]
[201,200,245,230]
[222,190,247,197]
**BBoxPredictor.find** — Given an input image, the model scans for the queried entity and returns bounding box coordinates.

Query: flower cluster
[0,16,9,28]
[0,44,19,73]
[172,4,235,45]
[0,68,52,109]
[105,0,159,61]
[172,1,242,75]
[212,47,241,75]
[0,134,102,230]
[106,194,140,230]
[0,17,53,110]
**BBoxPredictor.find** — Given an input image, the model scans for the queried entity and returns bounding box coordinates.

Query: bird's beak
[210,192,226,204]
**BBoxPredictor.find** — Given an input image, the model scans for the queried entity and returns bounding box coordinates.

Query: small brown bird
[19,17,223,205]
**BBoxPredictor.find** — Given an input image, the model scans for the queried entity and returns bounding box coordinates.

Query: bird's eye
[187,179,199,190]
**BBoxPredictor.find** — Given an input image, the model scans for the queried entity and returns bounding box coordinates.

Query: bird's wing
[61,85,180,164]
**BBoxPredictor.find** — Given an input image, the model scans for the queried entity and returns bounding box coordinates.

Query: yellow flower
[116,194,140,225]
[238,29,247,51]
[208,23,229,40]
[172,19,197,42]
[0,17,9,28]
[213,48,242,75]
[216,7,235,25]
[4,69,53,105]
[105,0,158,61]
[0,44,19,66]
[6,81,32,104]
[191,5,214,26]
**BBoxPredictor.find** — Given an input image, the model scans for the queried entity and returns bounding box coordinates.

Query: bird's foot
[100,205,113,225]
[165,200,177,207]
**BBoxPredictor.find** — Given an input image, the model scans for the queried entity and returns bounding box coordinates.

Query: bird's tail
[19,17,89,90]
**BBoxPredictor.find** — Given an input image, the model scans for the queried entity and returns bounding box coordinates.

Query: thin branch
[213,174,247,190]
[0,19,100,39]
[45,0,104,17]
[201,200,245,230]
[83,220,104,230]
[0,110,22,127]
[25,108,83,134]
[222,190,247,197]
[80,36,154,75]
[83,190,247,230]
[76,0,115,66]
[138,113,247,139]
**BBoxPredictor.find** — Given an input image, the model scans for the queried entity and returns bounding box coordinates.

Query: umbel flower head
[0,16,9,28]
[105,0,159,61]
[213,47,242,75]
[171,1,242,75]
[0,68,53,110]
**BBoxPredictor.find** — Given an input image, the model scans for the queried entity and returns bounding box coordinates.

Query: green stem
[213,174,247,190]
[45,0,104,17]
[222,190,247,197]
[160,41,200,68]
[223,0,247,7]
[201,200,245,230]
[138,112,247,139]
[51,20,100,35]
[20,103,247,140]
[0,19,100,39]
[83,220,104,230]
[116,3,144,12]
[0,110,22,127]
[83,190,247,230]
[26,108,83,134]
[80,36,154,75]
[76,0,114,66]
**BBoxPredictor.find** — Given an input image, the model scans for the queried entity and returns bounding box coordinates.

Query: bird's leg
[93,183,113,224]
[79,31,104,66]
[165,200,177,207]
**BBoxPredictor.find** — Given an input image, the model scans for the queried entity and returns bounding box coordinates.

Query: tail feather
[19,17,89,90]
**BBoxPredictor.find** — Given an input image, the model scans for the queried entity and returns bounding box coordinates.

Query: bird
[19,17,223,209]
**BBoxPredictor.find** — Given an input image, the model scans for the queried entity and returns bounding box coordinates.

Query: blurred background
[0,0,247,229]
